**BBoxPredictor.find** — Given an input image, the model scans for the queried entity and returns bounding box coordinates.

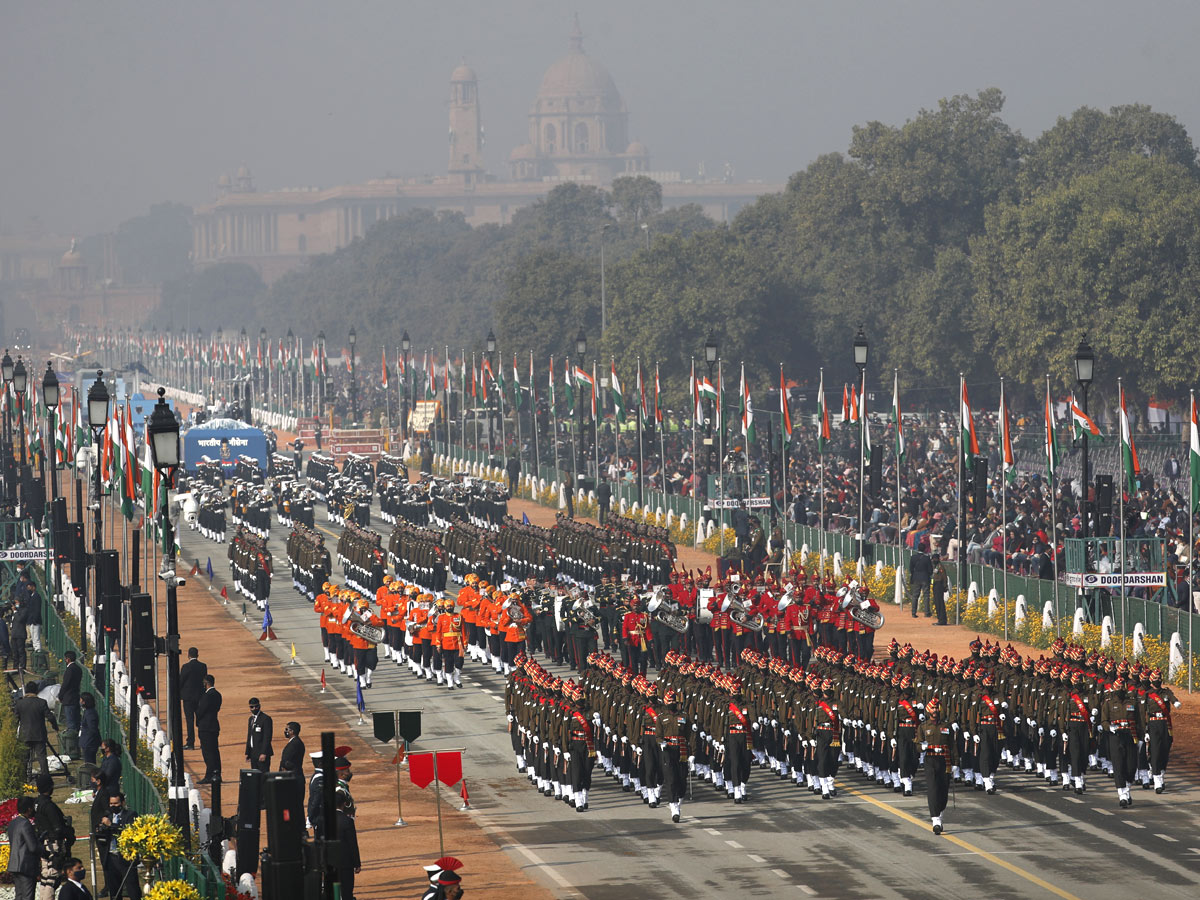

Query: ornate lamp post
[349,327,358,423]
[401,330,411,438]
[853,326,869,564]
[86,371,112,659]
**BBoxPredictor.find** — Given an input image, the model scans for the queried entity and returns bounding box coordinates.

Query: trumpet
[727,597,764,633]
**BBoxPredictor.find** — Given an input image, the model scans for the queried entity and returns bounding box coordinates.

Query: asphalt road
[178,493,1200,900]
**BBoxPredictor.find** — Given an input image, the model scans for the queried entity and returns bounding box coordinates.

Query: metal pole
[957,373,965,626]
[858,366,866,566]
[637,359,644,507]
[1001,376,1008,641]
[1190,389,1195,693]
[718,360,726,558]
[160,474,188,848]
[1080,379,1090,620]
[1118,377,1126,659]
[1048,376,1061,638]
[819,368,826,562]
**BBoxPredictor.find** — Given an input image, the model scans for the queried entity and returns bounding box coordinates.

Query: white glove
[700,731,706,740]
[1050,729,1057,738]
[963,732,971,741]
[1037,727,1044,736]
[507,714,515,722]
[771,719,779,727]
[973,734,980,744]
[1091,708,1099,717]
[1001,701,1009,709]
[783,729,792,738]
[1174,700,1182,708]
[809,739,818,748]
[920,742,929,751]
[1013,716,1021,725]
[532,736,540,744]
[999,713,1006,721]
[659,742,666,751]
[890,738,897,748]
[621,736,628,744]
[563,752,571,761]
[952,723,960,732]
[919,713,926,722]
[1108,724,1117,733]
[751,722,760,730]
[692,724,699,732]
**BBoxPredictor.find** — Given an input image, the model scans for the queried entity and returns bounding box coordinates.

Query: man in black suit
[196,674,223,784]
[244,697,274,773]
[179,647,208,750]
[57,857,93,900]
[59,650,83,758]
[908,549,933,618]
[278,721,306,805]
[15,680,57,777]
[6,796,39,900]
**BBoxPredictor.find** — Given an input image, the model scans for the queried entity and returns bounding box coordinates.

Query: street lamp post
[704,334,719,473]
[42,363,60,594]
[2,350,13,506]
[401,330,411,439]
[239,326,248,418]
[13,357,28,469]
[86,371,112,660]
[1075,336,1095,611]
[147,387,189,845]
[853,326,869,565]
[259,327,267,412]
[317,331,326,418]
[575,329,587,481]
[348,328,358,423]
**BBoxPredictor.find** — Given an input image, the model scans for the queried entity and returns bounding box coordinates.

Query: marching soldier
[919,696,955,834]
[1144,667,1179,793]
[1100,677,1144,808]
[659,689,690,823]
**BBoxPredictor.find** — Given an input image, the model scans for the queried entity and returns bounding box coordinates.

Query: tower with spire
[448,60,485,186]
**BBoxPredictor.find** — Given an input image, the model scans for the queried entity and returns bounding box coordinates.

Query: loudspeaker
[972,455,989,512]
[263,774,306,880]
[868,450,882,497]
[69,524,86,592]
[235,769,264,877]
[130,646,156,700]
[98,550,122,634]
[129,592,154,649]
[51,497,69,562]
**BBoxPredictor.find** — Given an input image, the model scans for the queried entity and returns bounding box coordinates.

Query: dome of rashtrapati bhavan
[189,18,784,285]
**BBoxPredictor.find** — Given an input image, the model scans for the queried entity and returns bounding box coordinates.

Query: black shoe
[1076,787,1084,795]
[197,777,212,785]
[734,796,743,804]
[622,784,631,792]
[1119,798,1129,809]
[903,789,912,797]
[932,823,943,835]
[1142,782,1151,790]
[822,793,830,800]
[649,801,658,809]
[986,788,996,795]
[183,744,195,751]
[1155,786,1164,794]
[672,813,680,823]
[893,785,902,793]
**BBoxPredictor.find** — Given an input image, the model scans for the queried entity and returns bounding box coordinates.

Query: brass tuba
[727,597,764,633]
[646,589,688,634]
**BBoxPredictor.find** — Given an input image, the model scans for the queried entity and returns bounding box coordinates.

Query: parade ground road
[178,495,1200,900]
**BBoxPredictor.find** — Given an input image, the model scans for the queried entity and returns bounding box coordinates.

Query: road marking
[468,809,585,899]
[704,828,721,836]
[1126,821,1145,829]
[799,887,817,897]
[1095,809,1113,816]
[771,869,789,879]
[725,839,743,849]
[838,781,1086,900]
[746,854,765,863]
[480,688,493,694]
[1153,833,1176,842]
[1066,797,1084,804]
[492,696,502,702]
[1191,847,1200,855]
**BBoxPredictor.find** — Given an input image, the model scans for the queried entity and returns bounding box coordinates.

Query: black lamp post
[147,386,188,844]
[575,328,587,479]
[42,362,60,502]
[400,331,411,439]
[259,327,267,411]
[13,357,27,469]
[486,329,497,452]
[348,327,358,423]
[2,350,13,506]
[86,371,111,660]
[853,326,869,564]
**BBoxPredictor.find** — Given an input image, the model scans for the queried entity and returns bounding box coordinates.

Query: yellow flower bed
[117,814,184,866]
[145,880,201,900]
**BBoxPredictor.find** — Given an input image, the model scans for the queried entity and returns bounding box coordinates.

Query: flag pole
[1000,376,1008,641]
[514,353,522,467]
[1118,376,1126,658]
[718,359,726,559]
[895,369,902,566]
[819,367,826,564]
[637,358,645,508]
[690,359,698,545]
[781,363,789,532]
[1190,389,1195,693]
[957,373,965,626]
[531,351,541,493]
[551,356,561,488]
[592,360,599,490]
[1048,376,1061,638]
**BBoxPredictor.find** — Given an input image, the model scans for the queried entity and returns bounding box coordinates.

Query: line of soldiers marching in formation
[228,526,273,608]
[286,523,332,599]
[552,514,675,588]
[229,479,273,538]
[502,633,1181,832]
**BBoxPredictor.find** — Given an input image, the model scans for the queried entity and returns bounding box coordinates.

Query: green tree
[610,175,663,225]
[158,262,264,332]
[493,248,600,364]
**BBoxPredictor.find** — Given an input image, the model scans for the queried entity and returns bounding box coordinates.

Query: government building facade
[190,21,783,284]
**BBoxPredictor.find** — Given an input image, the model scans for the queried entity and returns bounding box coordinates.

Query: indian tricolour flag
[1045,380,1060,481]
[1190,391,1199,513]
[610,360,625,423]
[780,365,792,447]
[739,363,755,444]
[1119,382,1140,493]
[1070,393,1102,441]
[817,369,831,454]
[960,376,979,468]
[998,381,1015,484]
[892,370,904,463]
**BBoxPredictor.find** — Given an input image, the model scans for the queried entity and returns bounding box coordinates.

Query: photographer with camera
[96,793,139,900]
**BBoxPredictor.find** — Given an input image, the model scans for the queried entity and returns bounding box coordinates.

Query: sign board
[372,712,396,744]
[409,400,441,434]
[397,710,422,743]
[1063,572,1166,589]
[710,497,771,509]
[0,549,48,562]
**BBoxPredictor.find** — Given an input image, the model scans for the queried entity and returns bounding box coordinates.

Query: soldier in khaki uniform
[919,696,955,834]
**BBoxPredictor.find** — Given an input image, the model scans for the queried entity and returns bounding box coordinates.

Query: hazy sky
[5,0,1200,236]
